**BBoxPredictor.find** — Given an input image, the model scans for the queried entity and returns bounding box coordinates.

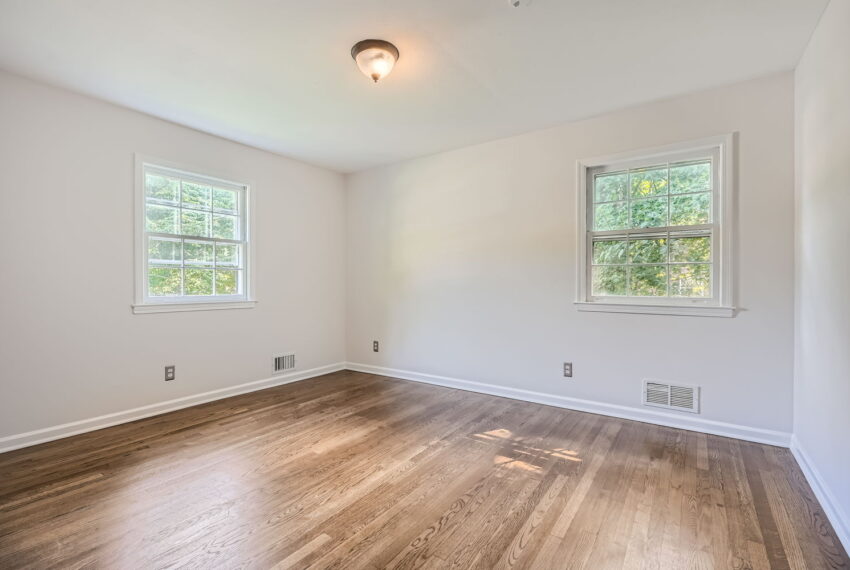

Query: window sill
[575,301,735,318]
[132,300,257,314]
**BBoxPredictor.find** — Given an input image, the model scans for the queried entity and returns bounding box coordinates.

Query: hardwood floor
[0,371,847,569]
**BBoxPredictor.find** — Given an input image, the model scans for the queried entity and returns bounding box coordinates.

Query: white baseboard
[790,436,850,554]
[0,362,346,454]
[345,363,792,447]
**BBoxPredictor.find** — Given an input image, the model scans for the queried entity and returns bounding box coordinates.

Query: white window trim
[575,134,736,317]
[132,153,257,314]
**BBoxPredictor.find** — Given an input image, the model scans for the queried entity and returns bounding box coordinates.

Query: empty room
[1,0,848,568]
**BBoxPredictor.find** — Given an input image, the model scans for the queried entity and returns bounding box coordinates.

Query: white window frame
[133,154,256,314]
[575,134,735,317]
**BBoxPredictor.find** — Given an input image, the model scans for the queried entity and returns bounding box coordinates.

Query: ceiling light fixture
[351,39,399,83]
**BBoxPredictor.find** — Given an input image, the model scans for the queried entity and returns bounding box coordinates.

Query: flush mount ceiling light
[351,39,399,83]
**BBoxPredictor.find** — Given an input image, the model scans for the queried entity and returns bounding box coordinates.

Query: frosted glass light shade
[351,40,399,83]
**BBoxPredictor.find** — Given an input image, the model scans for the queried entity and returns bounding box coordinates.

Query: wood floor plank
[762,469,807,570]
[0,371,847,569]
[273,533,333,570]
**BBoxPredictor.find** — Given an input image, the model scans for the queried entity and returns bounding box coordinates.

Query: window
[133,157,254,313]
[576,135,734,317]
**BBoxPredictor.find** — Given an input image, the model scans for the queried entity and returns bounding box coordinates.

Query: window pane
[213,188,238,213]
[628,238,667,264]
[216,270,239,295]
[670,236,711,262]
[593,202,628,231]
[146,173,179,204]
[630,197,667,228]
[592,240,627,264]
[594,172,627,203]
[184,241,214,265]
[670,161,710,194]
[212,214,238,240]
[146,204,179,234]
[630,166,668,198]
[216,243,240,267]
[181,210,210,237]
[670,264,711,297]
[148,267,181,296]
[182,181,211,208]
[184,268,213,295]
[630,265,667,296]
[148,237,181,265]
[670,193,710,225]
[592,265,627,296]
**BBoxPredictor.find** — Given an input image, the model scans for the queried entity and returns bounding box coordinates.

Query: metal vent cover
[642,380,699,413]
[274,353,296,373]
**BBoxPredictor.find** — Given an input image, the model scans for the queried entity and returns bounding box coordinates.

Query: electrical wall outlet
[165,365,176,381]
[373,340,379,352]
[563,362,572,378]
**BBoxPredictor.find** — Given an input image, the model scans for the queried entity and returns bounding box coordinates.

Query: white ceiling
[0,0,828,172]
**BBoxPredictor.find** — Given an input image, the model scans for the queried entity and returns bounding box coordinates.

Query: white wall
[794,0,850,548]
[0,70,347,440]
[347,73,796,436]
